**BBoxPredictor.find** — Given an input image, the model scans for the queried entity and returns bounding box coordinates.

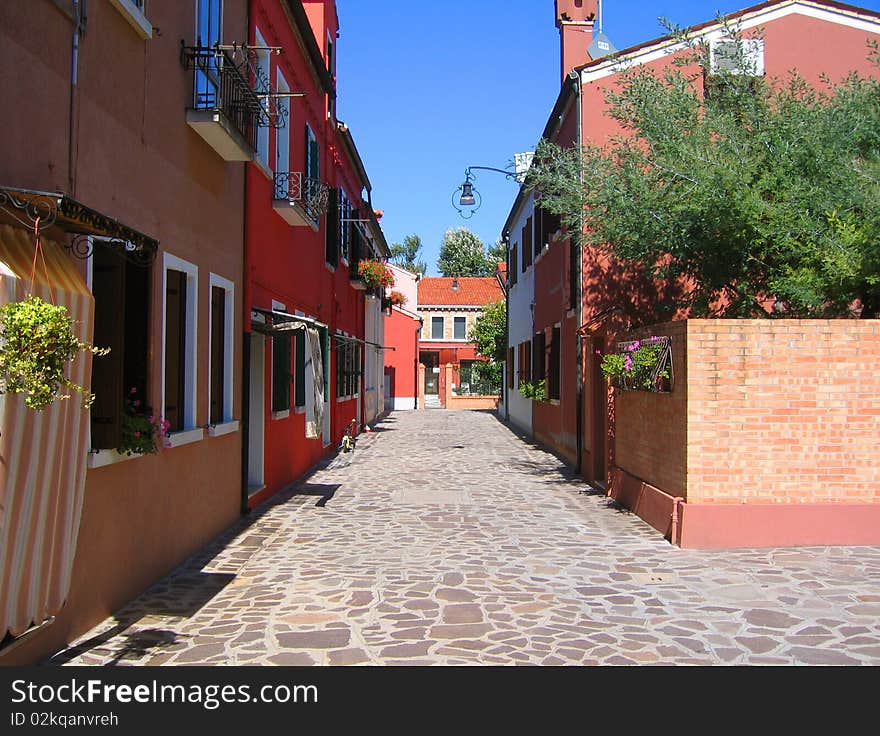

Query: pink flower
[134,431,141,437]
[133,400,141,407]
[130,387,138,394]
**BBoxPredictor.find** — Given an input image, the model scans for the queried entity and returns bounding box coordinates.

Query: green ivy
[0,295,108,411]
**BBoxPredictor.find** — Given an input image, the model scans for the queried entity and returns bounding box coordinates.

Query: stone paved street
[50,410,880,666]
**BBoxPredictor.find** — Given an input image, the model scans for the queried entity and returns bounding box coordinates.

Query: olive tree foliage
[437,227,497,277]
[468,299,506,387]
[389,234,427,275]
[525,22,880,318]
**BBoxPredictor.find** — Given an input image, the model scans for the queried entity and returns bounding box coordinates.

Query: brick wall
[613,321,688,497]
[686,319,880,505]
[613,319,880,507]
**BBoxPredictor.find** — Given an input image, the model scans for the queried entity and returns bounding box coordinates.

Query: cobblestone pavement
[50,410,880,666]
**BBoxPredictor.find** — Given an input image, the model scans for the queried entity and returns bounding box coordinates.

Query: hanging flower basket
[600,336,673,393]
[389,290,407,307]
[0,295,108,411]
[357,260,394,290]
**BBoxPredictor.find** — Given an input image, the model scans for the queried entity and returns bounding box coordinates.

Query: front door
[423,352,439,395]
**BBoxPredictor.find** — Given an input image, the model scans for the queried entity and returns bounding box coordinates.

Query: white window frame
[270,298,290,419]
[275,69,290,176]
[255,27,271,171]
[453,315,467,341]
[109,0,153,39]
[162,253,202,446]
[207,273,237,435]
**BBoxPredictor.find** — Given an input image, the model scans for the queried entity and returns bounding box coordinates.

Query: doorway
[247,334,265,494]
[422,351,439,395]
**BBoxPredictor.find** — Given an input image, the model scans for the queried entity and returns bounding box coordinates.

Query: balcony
[181,44,259,161]
[272,172,329,230]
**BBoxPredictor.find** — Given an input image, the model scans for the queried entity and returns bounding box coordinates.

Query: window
[518,340,531,384]
[294,328,306,409]
[209,275,234,425]
[326,32,336,118]
[325,188,339,266]
[454,316,467,340]
[255,28,271,170]
[89,240,151,450]
[431,316,444,340]
[194,0,222,107]
[532,330,546,383]
[275,70,291,175]
[538,206,561,251]
[306,124,320,183]
[272,333,291,413]
[533,209,542,259]
[339,191,351,262]
[569,238,579,312]
[335,339,361,398]
[522,216,532,272]
[548,326,561,400]
[163,255,198,434]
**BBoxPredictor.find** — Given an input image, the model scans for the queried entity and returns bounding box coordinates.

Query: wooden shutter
[325,188,339,266]
[164,270,187,432]
[548,326,560,400]
[534,207,543,257]
[210,286,225,425]
[90,247,126,449]
[507,347,514,389]
[533,330,546,382]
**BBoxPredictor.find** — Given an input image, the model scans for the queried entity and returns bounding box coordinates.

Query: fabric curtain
[304,327,324,439]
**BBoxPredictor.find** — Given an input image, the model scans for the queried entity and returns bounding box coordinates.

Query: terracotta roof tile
[418,277,504,306]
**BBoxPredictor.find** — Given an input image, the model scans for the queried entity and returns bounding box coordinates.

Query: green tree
[468,300,506,387]
[486,238,507,272]
[526,25,880,318]
[437,227,495,277]
[389,234,426,275]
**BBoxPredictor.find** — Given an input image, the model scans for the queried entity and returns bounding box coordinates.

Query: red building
[506,0,880,545]
[417,277,503,409]
[243,0,389,507]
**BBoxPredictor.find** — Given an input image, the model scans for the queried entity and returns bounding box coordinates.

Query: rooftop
[418,277,504,306]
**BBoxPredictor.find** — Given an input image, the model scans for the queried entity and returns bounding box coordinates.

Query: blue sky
[335,0,880,276]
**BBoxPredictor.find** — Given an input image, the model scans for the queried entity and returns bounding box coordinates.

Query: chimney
[555,0,598,81]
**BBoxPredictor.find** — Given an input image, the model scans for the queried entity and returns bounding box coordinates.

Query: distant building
[417,277,504,409]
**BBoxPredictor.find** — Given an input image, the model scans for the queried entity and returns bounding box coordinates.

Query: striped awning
[0,223,93,641]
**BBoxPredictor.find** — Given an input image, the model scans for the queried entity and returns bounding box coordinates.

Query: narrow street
[50,410,880,666]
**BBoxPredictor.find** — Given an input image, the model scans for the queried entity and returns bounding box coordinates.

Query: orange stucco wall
[0,0,246,664]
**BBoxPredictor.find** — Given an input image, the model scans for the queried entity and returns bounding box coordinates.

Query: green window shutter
[272,334,291,412]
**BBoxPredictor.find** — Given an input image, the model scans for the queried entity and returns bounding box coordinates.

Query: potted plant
[357,260,395,291]
[600,336,671,392]
[117,387,171,456]
[518,379,547,402]
[0,295,108,411]
[389,290,407,307]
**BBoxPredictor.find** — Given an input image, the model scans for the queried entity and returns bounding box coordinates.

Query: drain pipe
[571,69,584,475]
[68,0,86,195]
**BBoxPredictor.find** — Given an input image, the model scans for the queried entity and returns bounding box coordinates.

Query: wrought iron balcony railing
[273,172,330,225]
[181,44,260,153]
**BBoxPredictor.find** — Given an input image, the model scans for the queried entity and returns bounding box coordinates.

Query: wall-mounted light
[452,166,525,219]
